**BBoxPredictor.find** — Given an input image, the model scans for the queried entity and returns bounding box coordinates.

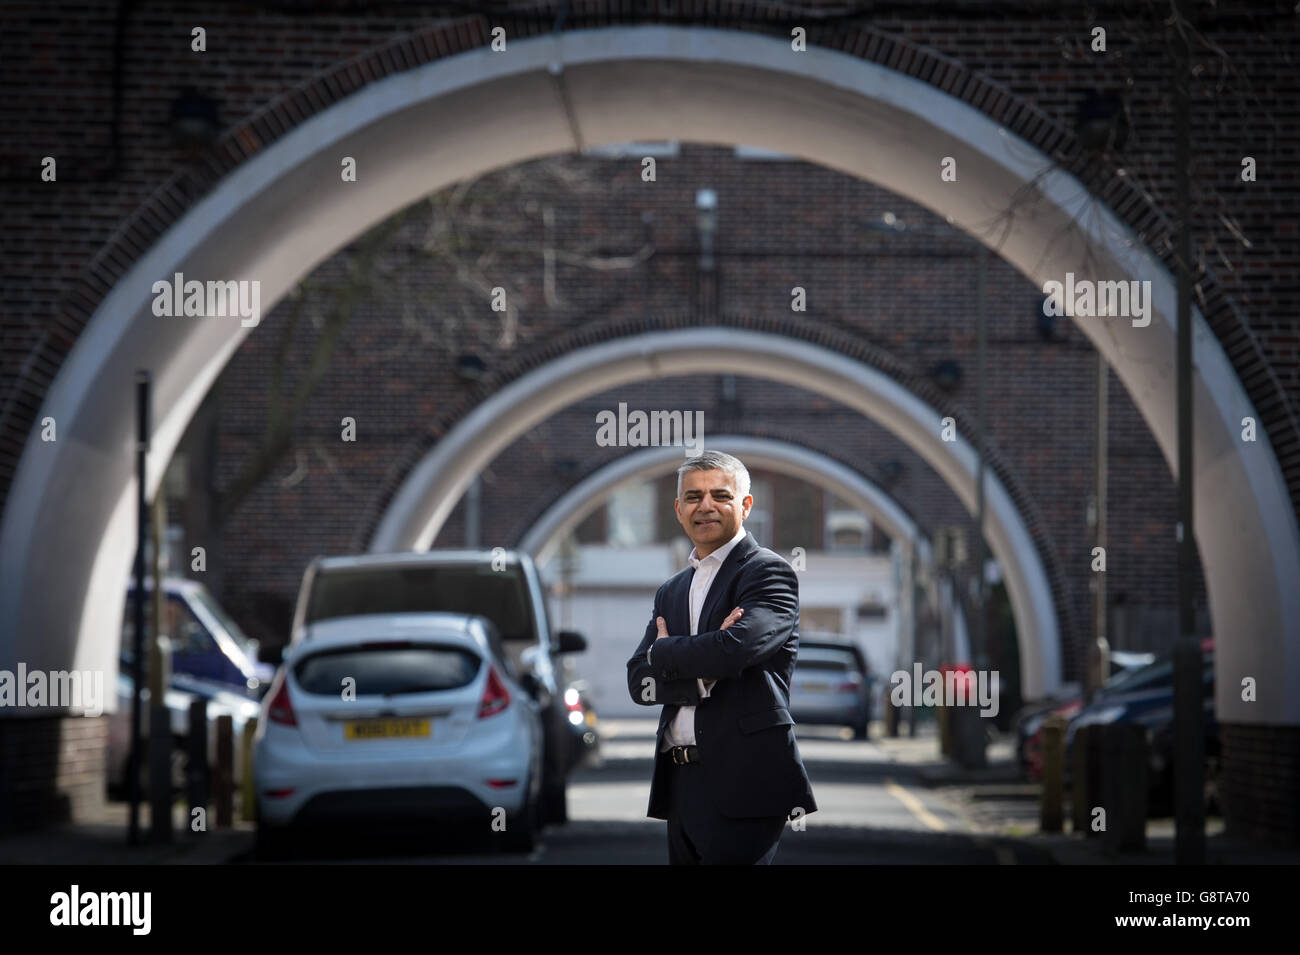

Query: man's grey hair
[676,450,752,501]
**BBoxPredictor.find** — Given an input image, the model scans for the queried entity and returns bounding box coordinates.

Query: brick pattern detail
[1221,722,1300,847]
[0,716,107,835]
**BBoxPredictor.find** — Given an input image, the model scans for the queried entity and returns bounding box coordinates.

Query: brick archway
[1,23,1296,731]
[366,323,1065,699]
[517,435,930,564]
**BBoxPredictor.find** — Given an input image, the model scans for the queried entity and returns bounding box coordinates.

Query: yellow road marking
[885,778,947,832]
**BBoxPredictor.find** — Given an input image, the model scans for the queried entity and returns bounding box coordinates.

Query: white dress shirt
[658,524,748,751]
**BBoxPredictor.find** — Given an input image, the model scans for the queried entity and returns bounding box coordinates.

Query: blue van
[122,576,273,698]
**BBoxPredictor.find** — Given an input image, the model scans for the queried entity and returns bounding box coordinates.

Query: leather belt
[668,744,701,765]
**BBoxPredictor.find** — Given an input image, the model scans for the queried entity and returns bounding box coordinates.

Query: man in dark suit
[626,449,817,864]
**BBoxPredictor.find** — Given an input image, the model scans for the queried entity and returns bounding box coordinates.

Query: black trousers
[664,754,787,865]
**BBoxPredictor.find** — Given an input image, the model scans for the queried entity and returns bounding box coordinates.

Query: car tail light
[836,679,861,693]
[478,664,511,718]
[267,675,297,727]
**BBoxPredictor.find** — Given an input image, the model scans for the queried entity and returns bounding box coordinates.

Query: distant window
[586,140,680,158]
[827,510,869,552]
[746,477,772,546]
[856,602,888,621]
[607,481,657,546]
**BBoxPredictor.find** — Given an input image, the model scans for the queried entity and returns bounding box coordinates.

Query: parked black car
[1065,645,1217,815]
[1013,650,1155,774]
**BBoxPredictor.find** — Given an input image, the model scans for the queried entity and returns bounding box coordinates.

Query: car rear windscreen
[1102,659,1174,694]
[796,652,856,672]
[307,565,535,639]
[294,645,481,696]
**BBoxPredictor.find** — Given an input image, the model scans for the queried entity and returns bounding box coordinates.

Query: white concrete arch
[0,25,1294,721]
[516,435,930,565]
[370,328,1060,697]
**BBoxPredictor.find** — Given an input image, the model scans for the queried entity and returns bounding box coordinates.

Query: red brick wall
[0,717,107,835]
[1221,723,1300,847]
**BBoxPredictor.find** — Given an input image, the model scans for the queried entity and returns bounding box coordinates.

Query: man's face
[674,469,752,557]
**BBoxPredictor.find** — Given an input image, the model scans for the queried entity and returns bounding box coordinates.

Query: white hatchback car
[252,612,544,855]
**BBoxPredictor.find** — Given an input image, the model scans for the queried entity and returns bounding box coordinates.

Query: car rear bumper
[290,786,493,829]
[254,740,532,826]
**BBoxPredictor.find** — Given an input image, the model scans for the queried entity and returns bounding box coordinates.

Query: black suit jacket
[625,531,818,821]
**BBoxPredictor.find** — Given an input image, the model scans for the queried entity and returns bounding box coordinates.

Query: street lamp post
[1172,0,1206,865]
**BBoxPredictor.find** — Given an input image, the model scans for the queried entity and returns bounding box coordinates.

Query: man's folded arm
[647,559,798,682]
[626,605,702,707]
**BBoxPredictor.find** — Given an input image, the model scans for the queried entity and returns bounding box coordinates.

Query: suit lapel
[658,534,754,730]
[697,532,757,633]
[670,572,692,637]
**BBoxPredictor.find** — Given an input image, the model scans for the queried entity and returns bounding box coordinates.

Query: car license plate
[344,718,431,740]
[801,681,829,692]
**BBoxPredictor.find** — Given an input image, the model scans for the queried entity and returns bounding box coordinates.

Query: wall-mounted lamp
[455,353,488,382]
[878,458,905,487]
[931,360,963,392]
[1075,90,1129,154]
[1037,295,1063,342]
[169,87,221,148]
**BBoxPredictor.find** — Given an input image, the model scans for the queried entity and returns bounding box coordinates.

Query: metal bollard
[1072,725,1103,838]
[1039,715,1066,833]
[240,717,258,822]
[953,705,988,769]
[148,703,173,843]
[214,715,233,828]
[885,696,900,738]
[188,699,209,821]
[1070,725,1089,834]
[1101,722,1147,852]
[937,702,952,757]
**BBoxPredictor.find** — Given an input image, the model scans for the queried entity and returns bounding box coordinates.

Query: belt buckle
[672,746,685,765]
